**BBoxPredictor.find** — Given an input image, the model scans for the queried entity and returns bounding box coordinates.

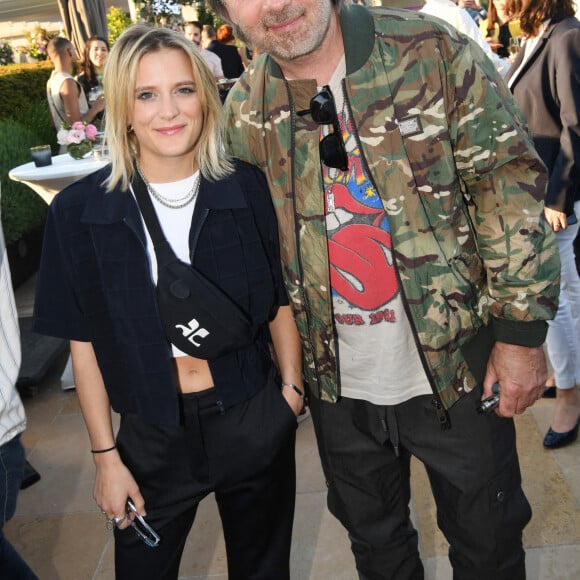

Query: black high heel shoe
[543,421,579,449]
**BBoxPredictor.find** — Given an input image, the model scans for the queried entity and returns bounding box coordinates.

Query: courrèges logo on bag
[175,318,210,347]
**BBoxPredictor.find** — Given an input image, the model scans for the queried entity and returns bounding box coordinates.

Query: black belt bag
[132,170,254,360]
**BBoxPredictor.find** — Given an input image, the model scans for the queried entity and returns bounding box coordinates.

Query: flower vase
[67,140,93,160]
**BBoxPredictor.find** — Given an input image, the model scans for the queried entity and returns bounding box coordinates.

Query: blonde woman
[34,24,301,579]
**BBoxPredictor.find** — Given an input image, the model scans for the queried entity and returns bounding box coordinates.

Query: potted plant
[57,121,99,159]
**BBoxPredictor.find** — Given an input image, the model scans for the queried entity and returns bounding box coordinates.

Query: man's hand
[484,342,547,417]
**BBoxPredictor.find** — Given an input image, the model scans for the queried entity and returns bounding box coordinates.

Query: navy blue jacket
[33,160,288,426]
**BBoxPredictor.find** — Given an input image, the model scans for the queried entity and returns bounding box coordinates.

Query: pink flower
[57,128,71,145]
[57,122,98,147]
[68,129,85,144]
[84,124,98,139]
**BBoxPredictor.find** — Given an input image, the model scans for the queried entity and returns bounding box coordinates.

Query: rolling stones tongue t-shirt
[322,64,431,404]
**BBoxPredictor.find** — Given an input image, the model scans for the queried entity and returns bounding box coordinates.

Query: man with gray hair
[211,0,560,578]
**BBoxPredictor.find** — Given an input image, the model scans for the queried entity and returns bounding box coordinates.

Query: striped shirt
[0,218,26,447]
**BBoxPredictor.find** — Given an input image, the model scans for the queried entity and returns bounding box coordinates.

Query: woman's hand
[281,383,305,416]
[486,39,503,52]
[268,305,305,418]
[544,207,568,232]
[93,450,145,530]
[90,95,105,115]
[70,340,144,529]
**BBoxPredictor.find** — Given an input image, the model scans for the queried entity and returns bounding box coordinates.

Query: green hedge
[0,61,53,121]
[0,109,55,245]
[0,62,56,244]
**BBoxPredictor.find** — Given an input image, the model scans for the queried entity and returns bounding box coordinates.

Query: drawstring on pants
[378,406,400,457]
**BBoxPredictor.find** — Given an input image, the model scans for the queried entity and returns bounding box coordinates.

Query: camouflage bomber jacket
[223,4,560,410]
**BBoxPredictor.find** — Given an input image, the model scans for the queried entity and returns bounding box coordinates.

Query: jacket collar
[265,3,375,80]
[506,19,558,87]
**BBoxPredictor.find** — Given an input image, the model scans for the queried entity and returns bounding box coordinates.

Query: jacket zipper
[341,80,451,430]
[285,79,325,399]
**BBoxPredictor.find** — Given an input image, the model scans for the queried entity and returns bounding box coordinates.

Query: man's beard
[232,1,333,63]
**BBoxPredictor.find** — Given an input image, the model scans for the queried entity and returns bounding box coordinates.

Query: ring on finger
[106,515,126,530]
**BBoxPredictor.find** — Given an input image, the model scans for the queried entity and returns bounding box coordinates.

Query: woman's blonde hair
[103,23,233,192]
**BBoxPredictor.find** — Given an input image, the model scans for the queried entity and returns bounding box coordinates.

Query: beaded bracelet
[90,444,117,454]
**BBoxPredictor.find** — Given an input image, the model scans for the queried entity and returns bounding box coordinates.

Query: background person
[208,24,245,79]
[46,37,104,152]
[210,0,560,578]
[205,24,246,103]
[183,21,224,80]
[421,0,509,74]
[480,0,521,58]
[34,24,302,579]
[206,24,250,70]
[506,0,580,449]
[76,35,109,100]
[457,0,487,23]
[76,35,109,130]
[0,212,37,579]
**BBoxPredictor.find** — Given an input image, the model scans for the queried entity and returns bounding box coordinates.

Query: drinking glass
[30,145,52,167]
[88,86,104,103]
[508,37,521,59]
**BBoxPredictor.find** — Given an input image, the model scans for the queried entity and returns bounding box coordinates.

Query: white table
[9,153,109,205]
[9,152,109,390]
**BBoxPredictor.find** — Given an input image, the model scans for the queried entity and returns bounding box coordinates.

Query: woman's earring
[127,125,133,133]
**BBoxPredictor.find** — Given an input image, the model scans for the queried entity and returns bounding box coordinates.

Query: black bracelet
[90,444,117,454]
[281,382,305,399]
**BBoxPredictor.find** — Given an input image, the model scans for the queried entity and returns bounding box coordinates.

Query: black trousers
[114,380,297,580]
[309,387,531,580]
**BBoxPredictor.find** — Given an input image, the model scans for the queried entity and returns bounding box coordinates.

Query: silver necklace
[325,90,348,215]
[137,165,200,209]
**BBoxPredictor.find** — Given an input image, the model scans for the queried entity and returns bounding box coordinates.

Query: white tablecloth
[9,153,109,205]
[9,152,109,391]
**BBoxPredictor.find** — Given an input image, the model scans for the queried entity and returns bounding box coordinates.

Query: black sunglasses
[306,86,349,171]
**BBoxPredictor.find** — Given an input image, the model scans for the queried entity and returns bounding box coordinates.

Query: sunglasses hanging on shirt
[298,85,349,172]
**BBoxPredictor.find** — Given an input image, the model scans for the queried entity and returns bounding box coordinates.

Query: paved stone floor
[6,275,580,579]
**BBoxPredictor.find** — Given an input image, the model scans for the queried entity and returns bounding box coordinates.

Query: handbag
[131,169,254,359]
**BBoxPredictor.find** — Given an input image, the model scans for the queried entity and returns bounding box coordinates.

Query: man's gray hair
[206,0,347,23]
